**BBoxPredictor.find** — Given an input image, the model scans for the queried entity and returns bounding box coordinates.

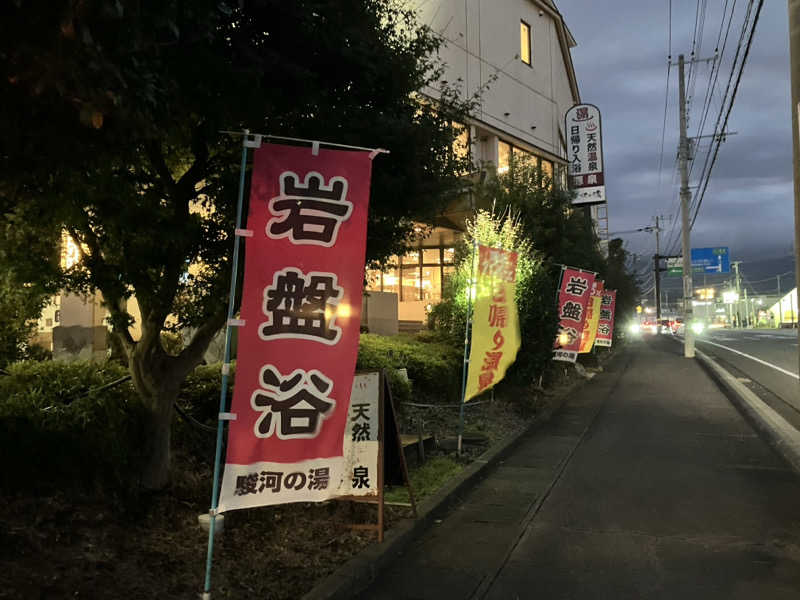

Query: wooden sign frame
[337,369,417,542]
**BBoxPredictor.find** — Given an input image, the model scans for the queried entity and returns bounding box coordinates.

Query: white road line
[697,339,799,381]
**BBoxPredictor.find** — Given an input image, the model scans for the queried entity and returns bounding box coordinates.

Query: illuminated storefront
[366,244,457,322]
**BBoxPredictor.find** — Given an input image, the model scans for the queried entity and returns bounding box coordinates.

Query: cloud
[557,0,795,262]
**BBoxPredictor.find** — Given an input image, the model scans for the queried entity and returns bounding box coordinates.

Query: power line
[658,0,673,188]
[689,0,735,181]
[662,0,758,256]
[690,0,763,229]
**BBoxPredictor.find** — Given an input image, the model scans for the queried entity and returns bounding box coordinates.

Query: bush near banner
[0,360,146,492]
[429,209,558,388]
[0,329,460,496]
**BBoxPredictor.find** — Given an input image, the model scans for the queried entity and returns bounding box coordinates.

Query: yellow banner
[579,295,602,353]
[464,245,521,402]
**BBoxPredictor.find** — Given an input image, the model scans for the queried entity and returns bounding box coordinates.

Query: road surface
[684,328,799,423]
[356,339,800,599]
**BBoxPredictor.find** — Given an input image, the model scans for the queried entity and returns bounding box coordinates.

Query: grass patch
[385,455,464,504]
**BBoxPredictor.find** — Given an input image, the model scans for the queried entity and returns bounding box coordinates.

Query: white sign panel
[218,371,380,512]
[565,104,606,205]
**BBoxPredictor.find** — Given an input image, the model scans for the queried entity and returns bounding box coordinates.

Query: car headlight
[690,321,704,334]
[628,323,640,334]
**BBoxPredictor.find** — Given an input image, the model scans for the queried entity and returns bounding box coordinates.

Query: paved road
[356,339,800,599]
[685,328,799,416]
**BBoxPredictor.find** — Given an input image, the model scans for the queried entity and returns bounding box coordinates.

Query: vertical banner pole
[203,131,251,599]
[457,240,478,456]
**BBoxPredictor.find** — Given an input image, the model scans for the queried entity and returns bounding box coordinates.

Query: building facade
[365,0,584,326]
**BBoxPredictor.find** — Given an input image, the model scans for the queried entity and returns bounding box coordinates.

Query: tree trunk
[127,333,185,491]
[139,387,177,490]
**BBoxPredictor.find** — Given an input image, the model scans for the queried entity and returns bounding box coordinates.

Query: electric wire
[662,0,757,256]
[657,0,673,188]
[689,0,763,230]
[689,0,735,181]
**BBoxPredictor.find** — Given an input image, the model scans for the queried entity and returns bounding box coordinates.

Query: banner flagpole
[203,130,252,599]
[457,239,478,456]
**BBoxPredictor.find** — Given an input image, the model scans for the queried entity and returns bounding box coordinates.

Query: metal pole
[733,261,742,328]
[678,55,695,357]
[457,240,478,457]
[778,274,782,326]
[203,132,250,599]
[789,0,800,375]
[654,216,662,333]
[744,287,749,328]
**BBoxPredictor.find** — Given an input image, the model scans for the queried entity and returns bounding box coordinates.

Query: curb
[303,353,616,600]
[693,346,800,474]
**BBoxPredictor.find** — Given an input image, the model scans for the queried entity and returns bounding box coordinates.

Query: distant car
[641,319,657,334]
[670,318,684,334]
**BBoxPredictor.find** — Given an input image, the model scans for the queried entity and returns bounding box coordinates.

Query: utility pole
[732,261,742,328]
[789,0,800,378]
[653,215,662,332]
[777,274,782,326]
[678,55,695,357]
[744,287,749,328]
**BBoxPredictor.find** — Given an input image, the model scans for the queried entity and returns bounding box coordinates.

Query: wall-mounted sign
[565,104,606,205]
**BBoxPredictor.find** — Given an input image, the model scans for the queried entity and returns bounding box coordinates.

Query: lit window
[452,123,470,162]
[401,266,421,301]
[520,21,531,66]
[365,269,382,291]
[498,141,511,174]
[540,159,553,187]
[421,266,442,302]
[422,249,441,265]
[383,266,399,295]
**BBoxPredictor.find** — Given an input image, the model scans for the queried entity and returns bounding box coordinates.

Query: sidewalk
[355,336,800,599]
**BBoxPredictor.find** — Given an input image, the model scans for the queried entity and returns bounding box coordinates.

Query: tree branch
[145,141,177,193]
[175,309,227,376]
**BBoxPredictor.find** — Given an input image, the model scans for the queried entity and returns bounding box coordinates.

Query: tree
[603,238,640,327]
[0,273,51,369]
[0,0,473,488]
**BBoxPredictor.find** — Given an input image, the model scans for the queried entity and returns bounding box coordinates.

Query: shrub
[357,333,462,403]
[0,360,146,493]
[429,209,558,387]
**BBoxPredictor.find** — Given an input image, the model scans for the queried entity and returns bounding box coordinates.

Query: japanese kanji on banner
[578,279,604,354]
[218,143,375,512]
[464,245,521,402]
[595,289,617,347]
[553,267,596,363]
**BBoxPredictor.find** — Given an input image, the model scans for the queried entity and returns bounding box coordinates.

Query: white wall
[413,0,578,162]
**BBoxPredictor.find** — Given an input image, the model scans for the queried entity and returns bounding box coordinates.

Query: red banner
[218,143,374,511]
[595,289,617,347]
[553,267,595,362]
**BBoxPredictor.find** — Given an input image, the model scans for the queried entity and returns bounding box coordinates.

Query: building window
[367,247,455,303]
[498,140,511,174]
[452,122,470,163]
[499,140,543,174]
[520,21,531,66]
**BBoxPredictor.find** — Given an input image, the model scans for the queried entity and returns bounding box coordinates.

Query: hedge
[0,360,146,493]
[0,332,462,494]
